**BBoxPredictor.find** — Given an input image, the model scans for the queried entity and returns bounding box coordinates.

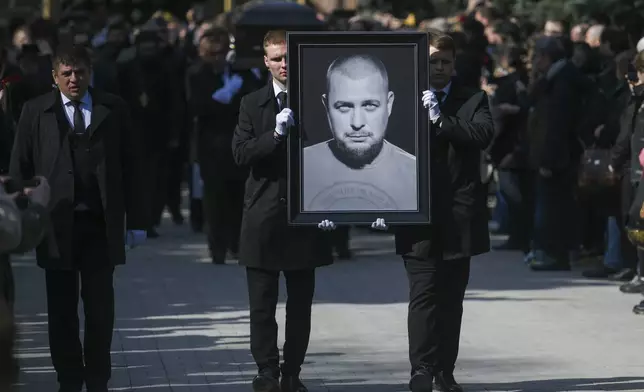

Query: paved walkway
[10,219,644,392]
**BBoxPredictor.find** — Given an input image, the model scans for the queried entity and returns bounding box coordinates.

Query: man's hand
[275,108,294,136]
[23,176,50,207]
[317,220,336,231]
[370,218,388,231]
[125,230,147,249]
[421,90,441,123]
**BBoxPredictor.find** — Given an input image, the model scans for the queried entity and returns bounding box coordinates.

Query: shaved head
[326,54,389,94]
[322,53,394,167]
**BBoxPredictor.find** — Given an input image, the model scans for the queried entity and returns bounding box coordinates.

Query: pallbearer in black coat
[9,45,147,392]
[231,30,335,392]
[372,30,494,392]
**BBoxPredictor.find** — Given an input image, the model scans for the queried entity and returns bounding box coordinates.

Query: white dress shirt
[60,91,92,131]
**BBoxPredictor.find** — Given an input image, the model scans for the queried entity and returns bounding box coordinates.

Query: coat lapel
[41,91,70,178]
[258,83,277,135]
[441,81,469,117]
[88,89,111,139]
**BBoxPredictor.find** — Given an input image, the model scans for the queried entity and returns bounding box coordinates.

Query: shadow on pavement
[462,376,644,391]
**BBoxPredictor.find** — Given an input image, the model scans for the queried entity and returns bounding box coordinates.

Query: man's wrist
[273,130,285,141]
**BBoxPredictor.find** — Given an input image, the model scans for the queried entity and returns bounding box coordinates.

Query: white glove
[371,218,388,231]
[318,219,336,231]
[422,90,441,123]
[212,87,234,104]
[212,73,244,104]
[226,73,244,95]
[275,108,294,136]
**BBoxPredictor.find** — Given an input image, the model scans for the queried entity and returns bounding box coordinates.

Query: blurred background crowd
[3,0,644,321]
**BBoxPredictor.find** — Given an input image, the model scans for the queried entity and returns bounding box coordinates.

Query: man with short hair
[232,30,335,392]
[9,44,147,392]
[372,29,494,392]
[186,28,258,263]
[302,53,417,211]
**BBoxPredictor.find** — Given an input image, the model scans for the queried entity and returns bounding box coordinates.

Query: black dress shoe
[610,268,636,282]
[280,375,308,392]
[409,368,433,392]
[58,385,83,392]
[252,369,280,392]
[620,277,644,294]
[582,266,619,278]
[434,372,463,392]
[530,260,571,271]
[633,300,644,315]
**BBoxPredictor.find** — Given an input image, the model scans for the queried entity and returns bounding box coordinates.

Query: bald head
[586,24,605,47]
[326,54,389,94]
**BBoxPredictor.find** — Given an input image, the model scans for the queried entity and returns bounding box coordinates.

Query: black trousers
[148,149,169,228]
[246,267,315,376]
[405,256,470,375]
[497,169,534,253]
[534,171,577,261]
[202,177,244,260]
[45,213,115,390]
[165,146,185,218]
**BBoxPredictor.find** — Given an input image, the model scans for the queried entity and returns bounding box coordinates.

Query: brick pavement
[9,221,644,392]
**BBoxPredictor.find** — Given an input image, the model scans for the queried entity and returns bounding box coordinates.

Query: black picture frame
[286,31,430,226]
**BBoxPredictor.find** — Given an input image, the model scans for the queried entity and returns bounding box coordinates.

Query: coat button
[279,197,286,203]
[85,148,90,152]
[68,170,73,174]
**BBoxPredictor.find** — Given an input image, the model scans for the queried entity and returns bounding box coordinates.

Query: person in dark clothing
[486,44,532,253]
[185,28,256,263]
[373,30,494,392]
[9,44,147,392]
[526,36,587,271]
[231,30,334,392]
[117,29,183,238]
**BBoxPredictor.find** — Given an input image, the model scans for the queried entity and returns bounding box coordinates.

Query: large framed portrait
[286,31,430,225]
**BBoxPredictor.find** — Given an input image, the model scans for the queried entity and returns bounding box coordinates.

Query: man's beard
[329,137,385,169]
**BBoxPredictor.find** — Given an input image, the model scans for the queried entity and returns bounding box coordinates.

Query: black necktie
[71,101,85,134]
[434,91,446,108]
[277,91,287,111]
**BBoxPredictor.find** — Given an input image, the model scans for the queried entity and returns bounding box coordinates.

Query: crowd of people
[1,0,644,391]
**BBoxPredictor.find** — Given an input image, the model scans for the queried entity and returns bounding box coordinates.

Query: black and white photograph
[287,32,430,225]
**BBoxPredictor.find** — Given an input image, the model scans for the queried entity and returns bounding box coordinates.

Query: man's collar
[272,79,287,97]
[60,90,92,106]
[430,81,452,96]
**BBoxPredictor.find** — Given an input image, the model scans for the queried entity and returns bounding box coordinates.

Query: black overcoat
[9,89,147,270]
[395,81,495,261]
[231,83,333,270]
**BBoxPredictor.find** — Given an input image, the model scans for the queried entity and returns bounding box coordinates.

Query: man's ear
[387,91,394,116]
[321,93,328,110]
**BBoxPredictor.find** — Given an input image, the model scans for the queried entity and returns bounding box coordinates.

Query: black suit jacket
[395,80,494,261]
[231,82,333,271]
[9,89,147,270]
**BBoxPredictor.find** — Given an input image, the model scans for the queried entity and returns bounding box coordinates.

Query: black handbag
[578,147,618,192]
